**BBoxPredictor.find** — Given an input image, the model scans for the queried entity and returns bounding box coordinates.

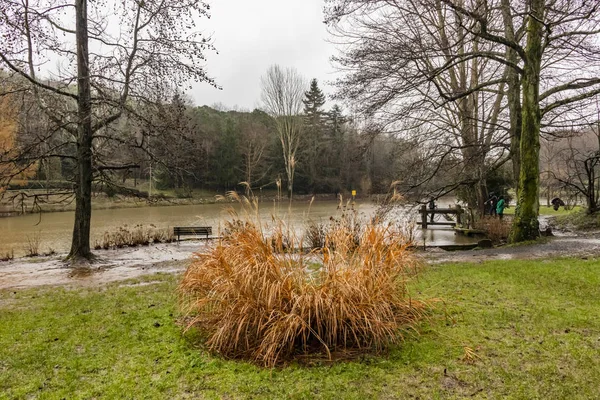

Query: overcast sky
[191,0,337,110]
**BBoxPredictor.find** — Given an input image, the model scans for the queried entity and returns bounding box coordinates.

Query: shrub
[24,232,41,257]
[0,249,14,262]
[474,216,511,244]
[304,196,365,252]
[304,220,327,249]
[173,188,193,199]
[179,215,424,367]
[94,224,174,250]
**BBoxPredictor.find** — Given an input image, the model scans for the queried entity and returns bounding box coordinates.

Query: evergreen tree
[211,117,241,190]
[303,79,326,124]
[301,79,326,192]
[326,105,346,138]
[322,104,346,191]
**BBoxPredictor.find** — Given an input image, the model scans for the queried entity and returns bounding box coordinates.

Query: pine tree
[324,104,348,191]
[327,104,346,138]
[301,79,326,192]
[303,79,326,124]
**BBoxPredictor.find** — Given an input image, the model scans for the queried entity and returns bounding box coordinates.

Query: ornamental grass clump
[179,207,425,367]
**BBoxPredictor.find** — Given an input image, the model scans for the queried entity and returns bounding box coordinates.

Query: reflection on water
[0,198,476,256]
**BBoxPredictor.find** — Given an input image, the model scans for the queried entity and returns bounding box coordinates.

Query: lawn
[503,204,582,216]
[1,259,600,399]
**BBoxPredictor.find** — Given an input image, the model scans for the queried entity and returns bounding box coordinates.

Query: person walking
[485,193,498,216]
[496,196,506,219]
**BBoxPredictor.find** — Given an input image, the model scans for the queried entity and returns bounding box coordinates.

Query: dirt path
[2,232,600,290]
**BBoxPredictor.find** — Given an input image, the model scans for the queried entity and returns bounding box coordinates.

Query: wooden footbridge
[418,204,464,228]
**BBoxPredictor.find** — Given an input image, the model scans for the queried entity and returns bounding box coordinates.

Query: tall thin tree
[260,65,306,200]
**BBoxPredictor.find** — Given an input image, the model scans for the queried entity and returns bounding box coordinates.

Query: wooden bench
[173,226,212,241]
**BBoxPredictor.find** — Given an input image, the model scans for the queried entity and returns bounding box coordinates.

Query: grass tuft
[0,248,14,261]
[180,210,424,367]
[93,224,174,250]
[24,232,41,257]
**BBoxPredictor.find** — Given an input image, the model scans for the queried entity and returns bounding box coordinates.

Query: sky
[191,0,338,110]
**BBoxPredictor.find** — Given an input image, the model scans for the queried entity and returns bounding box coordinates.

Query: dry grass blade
[180,202,427,367]
[460,346,481,364]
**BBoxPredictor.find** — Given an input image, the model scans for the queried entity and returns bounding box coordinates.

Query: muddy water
[0,199,475,257]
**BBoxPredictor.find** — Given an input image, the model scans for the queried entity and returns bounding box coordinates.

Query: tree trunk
[586,158,597,214]
[287,164,294,200]
[509,0,544,243]
[501,0,523,187]
[69,0,93,260]
[476,176,487,216]
[507,65,522,187]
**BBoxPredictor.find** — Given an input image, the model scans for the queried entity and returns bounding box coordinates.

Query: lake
[0,198,475,257]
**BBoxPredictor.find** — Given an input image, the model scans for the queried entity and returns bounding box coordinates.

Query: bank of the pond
[0,192,343,218]
[1,257,599,399]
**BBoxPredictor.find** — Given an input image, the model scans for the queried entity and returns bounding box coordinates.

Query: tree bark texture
[501,0,523,187]
[509,0,544,243]
[69,0,93,260]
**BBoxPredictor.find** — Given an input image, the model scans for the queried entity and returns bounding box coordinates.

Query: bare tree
[260,65,306,200]
[0,0,216,261]
[439,0,600,241]
[325,0,513,214]
[552,103,600,214]
[540,137,561,206]
[327,0,600,241]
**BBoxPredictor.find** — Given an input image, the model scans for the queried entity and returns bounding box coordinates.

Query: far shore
[0,191,365,218]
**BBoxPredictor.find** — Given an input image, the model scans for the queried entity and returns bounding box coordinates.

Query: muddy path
[0,240,210,290]
[2,233,600,290]
[424,235,600,263]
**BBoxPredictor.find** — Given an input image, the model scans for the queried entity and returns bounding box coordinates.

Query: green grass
[2,260,600,399]
[503,205,582,216]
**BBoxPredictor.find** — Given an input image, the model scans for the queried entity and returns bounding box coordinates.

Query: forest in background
[3,75,492,200]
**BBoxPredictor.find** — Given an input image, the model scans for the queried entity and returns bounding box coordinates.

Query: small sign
[351,190,356,197]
